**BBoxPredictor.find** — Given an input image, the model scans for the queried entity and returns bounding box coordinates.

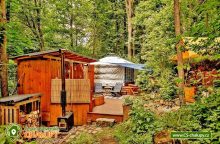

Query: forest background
[0,0,219,95]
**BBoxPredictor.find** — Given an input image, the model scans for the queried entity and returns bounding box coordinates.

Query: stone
[171,106,180,111]
[92,130,97,134]
[95,127,102,131]
[69,135,76,139]
[78,126,84,131]
[75,131,80,135]
[96,118,115,127]
[174,98,180,106]
[160,100,164,105]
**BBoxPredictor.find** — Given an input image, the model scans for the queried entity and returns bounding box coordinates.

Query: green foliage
[159,106,201,131]
[0,126,14,144]
[69,132,96,144]
[114,120,154,144]
[123,96,134,106]
[130,99,155,134]
[7,0,129,58]
[135,0,219,100]
[192,90,220,143]
[0,126,6,144]
[115,88,220,144]
[115,98,160,144]
[134,0,177,100]
[137,68,177,100]
[8,60,17,95]
[114,121,133,144]
[68,128,115,144]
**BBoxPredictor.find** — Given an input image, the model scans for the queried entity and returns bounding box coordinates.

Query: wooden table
[122,86,139,95]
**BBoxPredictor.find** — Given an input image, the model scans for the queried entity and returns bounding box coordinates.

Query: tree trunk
[125,0,134,60]
[92,27,96,57]
[70,13,74,50]
[0,0,8,97]
[75,26,78,48]
[35,0,44,51]
[174,0,185,105]
[123,4,127,55]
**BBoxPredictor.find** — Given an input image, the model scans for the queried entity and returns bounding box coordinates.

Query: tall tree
[174,0,185,105]
[0,0,8,97]
[17,0,45,51]
[125,0,134,60]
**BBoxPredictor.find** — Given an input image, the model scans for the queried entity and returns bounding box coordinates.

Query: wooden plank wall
[17,59,94,126]
[17,60,61,116]
[50,104,90,126]
[51,79,90,103]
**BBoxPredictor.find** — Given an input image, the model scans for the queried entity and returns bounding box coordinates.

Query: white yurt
[90,55,144,86]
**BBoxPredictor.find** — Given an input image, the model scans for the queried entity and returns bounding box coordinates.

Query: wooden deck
[87,98,124,123]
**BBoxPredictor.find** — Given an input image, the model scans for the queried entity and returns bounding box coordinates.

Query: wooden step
[87,112,123,123]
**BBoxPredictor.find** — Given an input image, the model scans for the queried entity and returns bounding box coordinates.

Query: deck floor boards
[91,98,123,115]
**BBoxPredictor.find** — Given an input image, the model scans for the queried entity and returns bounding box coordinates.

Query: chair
[112,83,123,97]
[95,83,104,93]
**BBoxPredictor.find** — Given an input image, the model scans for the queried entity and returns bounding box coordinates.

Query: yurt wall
[94,65,125,86]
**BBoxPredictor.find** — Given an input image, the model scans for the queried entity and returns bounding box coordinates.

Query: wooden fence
[51,79,91,103]
[0,97,40,125]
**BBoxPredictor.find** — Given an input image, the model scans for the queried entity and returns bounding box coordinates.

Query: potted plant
[184,78,197,103]
[123,97,133,121]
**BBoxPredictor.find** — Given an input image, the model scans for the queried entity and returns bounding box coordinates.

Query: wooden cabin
[13,50,96,126]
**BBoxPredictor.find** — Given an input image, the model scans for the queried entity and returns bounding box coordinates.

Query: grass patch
[68,127,117,144]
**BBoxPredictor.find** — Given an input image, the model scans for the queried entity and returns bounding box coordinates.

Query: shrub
[160,89,220,143]
[116,89,220,144]
[114,121,133,144]
[115,98,160,144]
[69,132,96,144]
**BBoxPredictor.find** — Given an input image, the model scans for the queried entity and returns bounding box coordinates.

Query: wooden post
[83,64,89,79]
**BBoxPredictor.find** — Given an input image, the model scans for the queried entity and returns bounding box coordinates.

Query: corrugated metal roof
[12,49,96,63]
[0,93,41,103]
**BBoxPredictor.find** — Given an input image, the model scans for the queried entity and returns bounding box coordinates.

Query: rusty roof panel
[12,49,96,63]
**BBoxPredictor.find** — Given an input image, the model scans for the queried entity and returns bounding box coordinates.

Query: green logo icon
[5,123,22,141]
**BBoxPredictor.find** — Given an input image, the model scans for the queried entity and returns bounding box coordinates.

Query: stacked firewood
[19,110,40,127]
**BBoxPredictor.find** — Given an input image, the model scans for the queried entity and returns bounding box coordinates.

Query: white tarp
[90,56,144,70]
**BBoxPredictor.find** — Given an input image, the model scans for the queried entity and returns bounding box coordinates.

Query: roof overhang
[0,93,41,103]
[12,49,96,63]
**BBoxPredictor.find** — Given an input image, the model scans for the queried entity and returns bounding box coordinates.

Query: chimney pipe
[60,49,66,116]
